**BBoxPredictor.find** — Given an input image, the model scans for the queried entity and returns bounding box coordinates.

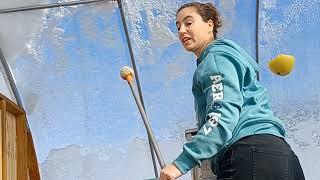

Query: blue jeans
[216,134,305,180]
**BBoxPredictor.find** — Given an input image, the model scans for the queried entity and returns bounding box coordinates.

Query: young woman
[160,2,305,180]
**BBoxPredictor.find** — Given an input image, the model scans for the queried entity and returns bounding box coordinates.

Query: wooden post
[6,109,17,180]
[0,93,40,180]
[0,100,7,180]
[16,114,28,180]
[27,132,40,180]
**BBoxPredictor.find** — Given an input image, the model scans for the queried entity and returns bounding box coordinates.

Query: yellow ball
[268,54,295,76]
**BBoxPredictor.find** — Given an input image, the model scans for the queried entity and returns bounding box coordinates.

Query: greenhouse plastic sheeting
[0,0,319,179]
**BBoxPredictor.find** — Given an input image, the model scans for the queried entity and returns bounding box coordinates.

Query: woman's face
[176,7,214,57]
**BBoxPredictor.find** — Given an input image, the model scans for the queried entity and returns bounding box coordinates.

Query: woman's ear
[208,19,214,32]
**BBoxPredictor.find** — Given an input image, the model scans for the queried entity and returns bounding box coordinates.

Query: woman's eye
[186,22,192,26]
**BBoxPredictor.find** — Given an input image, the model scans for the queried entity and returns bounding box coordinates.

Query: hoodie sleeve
[173,52,244,174]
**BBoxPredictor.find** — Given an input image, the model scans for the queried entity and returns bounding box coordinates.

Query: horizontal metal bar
[0,0,115,14]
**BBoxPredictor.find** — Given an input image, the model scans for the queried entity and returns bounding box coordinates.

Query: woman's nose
[179,25,186,33]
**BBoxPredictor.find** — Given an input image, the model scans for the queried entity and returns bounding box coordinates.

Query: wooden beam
[0,93,24,115]
[16,114,28,180]
[0,100,7,180]
[27,132,40,180]
[0,93,40,180]
[6,112,17,180]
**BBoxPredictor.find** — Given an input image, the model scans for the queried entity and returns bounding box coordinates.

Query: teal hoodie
[173,39,286,174]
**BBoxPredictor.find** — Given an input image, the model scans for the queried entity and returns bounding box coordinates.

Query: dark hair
[176,2,222,39]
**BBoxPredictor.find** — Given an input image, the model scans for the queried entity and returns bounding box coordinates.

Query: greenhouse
[0,0,319,179]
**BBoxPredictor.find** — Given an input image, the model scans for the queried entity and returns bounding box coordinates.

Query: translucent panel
[0,0,47,9]
[217,0,257,56]
[0,7,44,63]
[0,0,99,9]
[1,1,163,179]
[259,0,320,179]
[0,0,318,179]
[0,61,16,101]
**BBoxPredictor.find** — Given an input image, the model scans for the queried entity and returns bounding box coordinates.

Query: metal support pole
[256,0,260,81]
[117,0,159,177]
[0,48,23,109]
[127,81,166,169]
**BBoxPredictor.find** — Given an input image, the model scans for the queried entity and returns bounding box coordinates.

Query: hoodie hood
[197,38,260,72]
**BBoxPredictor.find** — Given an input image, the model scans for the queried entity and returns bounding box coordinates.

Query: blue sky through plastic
[259,2,320,179]
[0,0,320,179]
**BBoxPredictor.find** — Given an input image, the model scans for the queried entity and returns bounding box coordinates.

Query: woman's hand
[160,164,182,180]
